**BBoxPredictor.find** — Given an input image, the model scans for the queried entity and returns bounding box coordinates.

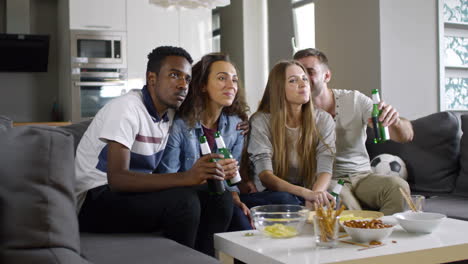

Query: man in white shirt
[76,46,238,256]
[294,48,414,215]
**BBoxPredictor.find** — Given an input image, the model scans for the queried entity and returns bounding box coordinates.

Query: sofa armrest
[0,126,88,263]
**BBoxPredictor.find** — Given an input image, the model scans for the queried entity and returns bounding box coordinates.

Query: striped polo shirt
[74,86,174,210]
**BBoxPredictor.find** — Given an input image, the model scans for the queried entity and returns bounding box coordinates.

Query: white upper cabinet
[70,0,126,31]
[126,0,212,89]
[179,8,212,63]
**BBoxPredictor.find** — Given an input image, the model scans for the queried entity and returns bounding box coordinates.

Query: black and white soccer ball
[370,154,408,180]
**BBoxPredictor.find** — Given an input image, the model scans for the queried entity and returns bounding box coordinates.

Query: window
[212,9,221,52]
[439,0,468,111]
[291,0,315,53]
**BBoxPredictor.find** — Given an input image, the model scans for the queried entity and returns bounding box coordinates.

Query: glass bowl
[250,204,310,238]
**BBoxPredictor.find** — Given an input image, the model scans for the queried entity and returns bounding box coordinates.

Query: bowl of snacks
[393,212,446,233]
[250,204,310,238]
[342,219,394,243]
[308,210,383,224]
[339,210,384,223]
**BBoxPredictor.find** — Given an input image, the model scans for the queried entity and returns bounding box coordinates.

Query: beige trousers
[330,171,410,216]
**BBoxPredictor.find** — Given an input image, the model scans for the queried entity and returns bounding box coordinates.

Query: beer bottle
[371,89,390,143]
[199,136,225,195]
[214,131,242,186]
[330,179,345,209]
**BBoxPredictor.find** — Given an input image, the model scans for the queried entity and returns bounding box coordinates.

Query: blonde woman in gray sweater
[246,60,336,209]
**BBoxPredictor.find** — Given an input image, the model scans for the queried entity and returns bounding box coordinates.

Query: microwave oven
[71,30,126,68]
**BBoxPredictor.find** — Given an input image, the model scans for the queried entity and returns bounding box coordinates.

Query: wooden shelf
[13,122,72,127]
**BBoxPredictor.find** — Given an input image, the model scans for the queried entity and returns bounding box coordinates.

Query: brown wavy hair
[178,53,249,127]
[255,60,321,188]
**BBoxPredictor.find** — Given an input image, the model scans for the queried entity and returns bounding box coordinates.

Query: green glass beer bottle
[330,179,345,209]
[214,131,242,186]
[199,136,225,195]
[371,89,390,143]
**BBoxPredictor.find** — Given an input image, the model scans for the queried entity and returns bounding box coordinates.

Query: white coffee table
[214,217,468,264]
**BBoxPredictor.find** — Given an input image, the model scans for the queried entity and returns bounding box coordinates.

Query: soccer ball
[370,154,408,180]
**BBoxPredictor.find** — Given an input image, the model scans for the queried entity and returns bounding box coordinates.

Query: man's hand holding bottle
[368,101,401,128]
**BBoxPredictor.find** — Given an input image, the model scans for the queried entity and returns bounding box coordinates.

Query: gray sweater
[248,110,336,191]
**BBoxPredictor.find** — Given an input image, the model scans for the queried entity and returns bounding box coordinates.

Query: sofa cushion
[0,126,88,263]
[80,233,220,264]
[58,119,92,154]
[0,115,12,133]
[455,114,468,196]
[3,248,91,264]
[366,111,460,193]
[423,195,468,221]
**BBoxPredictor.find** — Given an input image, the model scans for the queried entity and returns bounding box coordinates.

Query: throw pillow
[455,114,468,196]
[0,126,88,264]
[366,111,460,193]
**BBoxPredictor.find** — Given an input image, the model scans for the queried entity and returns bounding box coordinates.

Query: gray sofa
[0,117,220,264]
[366,111,468,220]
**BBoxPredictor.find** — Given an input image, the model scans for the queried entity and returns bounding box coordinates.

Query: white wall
[243,0,268,113]
[379,0,438,119]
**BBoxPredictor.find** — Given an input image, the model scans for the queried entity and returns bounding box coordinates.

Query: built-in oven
[72,68,127,121]
[71,30,126,68]
[70,30,127,122]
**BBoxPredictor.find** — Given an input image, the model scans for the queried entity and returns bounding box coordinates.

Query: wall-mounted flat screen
[0,33,50,72]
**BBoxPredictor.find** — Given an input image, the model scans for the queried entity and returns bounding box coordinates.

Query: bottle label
[227,171,242,186]
[372,93,381,104]
[331,184,343,195]
[215,137,227,149]
[380,125,390,141]
[200,142,211,155]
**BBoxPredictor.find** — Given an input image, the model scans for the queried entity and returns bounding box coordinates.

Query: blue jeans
[228,205,253,231]
[79,184,233,257]
[240,191,304,209]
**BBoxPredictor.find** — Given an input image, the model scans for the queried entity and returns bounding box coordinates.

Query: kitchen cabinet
[179,8,213,63]
[70,0,126,31]
[126,0,212,88]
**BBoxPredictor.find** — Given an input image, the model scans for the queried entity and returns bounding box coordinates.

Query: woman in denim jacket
[157,53,252,231]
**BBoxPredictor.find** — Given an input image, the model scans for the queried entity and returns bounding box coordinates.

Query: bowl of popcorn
[250,204,310,238]
[342,219,394,243]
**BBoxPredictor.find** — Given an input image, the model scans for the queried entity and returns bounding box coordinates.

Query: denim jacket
[156,113,244,192]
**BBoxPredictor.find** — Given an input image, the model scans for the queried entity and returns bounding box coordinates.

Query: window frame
[438,0,468,111]
[212,8,221,52]
[291,0,315,52]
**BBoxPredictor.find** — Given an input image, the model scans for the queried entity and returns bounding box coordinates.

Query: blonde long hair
[255,60,320,188]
